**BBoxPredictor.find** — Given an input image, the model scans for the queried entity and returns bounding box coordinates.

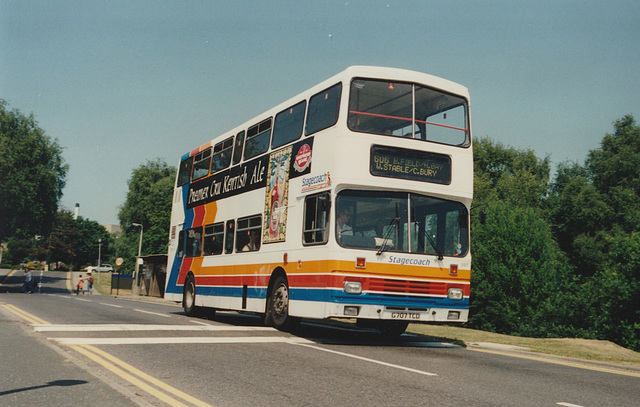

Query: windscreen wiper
[416,221,444,260]
[377,203,400,256]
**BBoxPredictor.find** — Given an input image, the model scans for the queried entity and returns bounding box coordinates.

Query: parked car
[85,264,114,273]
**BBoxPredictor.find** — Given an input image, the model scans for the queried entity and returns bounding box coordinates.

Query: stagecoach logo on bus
[387,255,431,267]
[301,171,331,193]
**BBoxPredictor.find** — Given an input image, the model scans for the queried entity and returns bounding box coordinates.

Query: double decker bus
[165,66,472,336]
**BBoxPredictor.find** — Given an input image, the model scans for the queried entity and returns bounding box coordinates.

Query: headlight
[448,288,464,300]
[343,281,362,294]
[344,306,360,316]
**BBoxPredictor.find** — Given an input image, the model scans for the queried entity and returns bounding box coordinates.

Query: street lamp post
[132,223,143,291]
[97,238,102,285]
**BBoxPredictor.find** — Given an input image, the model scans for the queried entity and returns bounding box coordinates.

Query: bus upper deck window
[348,79,412,136]
[177,157,193,187]
[192,148,212,181]
[414,85,469,147]
[232,131,245,165]
[272,101,306,149]
[348,78,469,147]
[244,119,272,160]
[306,83,342,136]
[211,137,234,174]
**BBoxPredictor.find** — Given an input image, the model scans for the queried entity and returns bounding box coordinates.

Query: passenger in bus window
[242,229,260,252]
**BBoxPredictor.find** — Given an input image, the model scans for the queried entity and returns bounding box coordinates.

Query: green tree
[548,115,640,351]
[473,138,551,210]
[469,201,576,337]
[74,216,113,269]
[47,210,80,267]
[0,100,68,241]
[574,232,640,351]
[547,162,611,277]
[587,115,640,232]
[117,159,175,272]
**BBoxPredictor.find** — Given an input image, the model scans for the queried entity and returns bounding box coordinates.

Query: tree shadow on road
[0,379,87,396]
[0,271,72,295]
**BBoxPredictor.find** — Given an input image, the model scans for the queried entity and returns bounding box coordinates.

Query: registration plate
[389,311,422,320]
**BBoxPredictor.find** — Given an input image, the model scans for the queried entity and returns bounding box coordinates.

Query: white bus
[165,66,472,336]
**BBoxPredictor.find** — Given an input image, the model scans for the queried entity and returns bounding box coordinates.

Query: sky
[2,0,639,225]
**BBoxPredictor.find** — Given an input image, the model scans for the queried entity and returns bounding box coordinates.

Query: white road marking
[99,302,123,308]
[32,324,275,332]
[133,308,172,318]
[557,403,585,407]
[50,336,314,345]
[190,320,214,326]
[74,298,91,302]
[294,342,438,376]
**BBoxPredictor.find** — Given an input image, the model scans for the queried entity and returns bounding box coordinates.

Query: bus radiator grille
[368,278,448,296]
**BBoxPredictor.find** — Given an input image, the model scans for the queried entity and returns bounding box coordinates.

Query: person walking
[21,268,33,293]
[76,274,84,295]
[85,273,94,295]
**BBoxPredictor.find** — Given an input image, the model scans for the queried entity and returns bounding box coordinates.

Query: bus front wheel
[377,321,409,337]
[265,275,297,331]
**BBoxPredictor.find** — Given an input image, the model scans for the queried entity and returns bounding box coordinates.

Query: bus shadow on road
[295,320,467,349]
[185,310,465,349]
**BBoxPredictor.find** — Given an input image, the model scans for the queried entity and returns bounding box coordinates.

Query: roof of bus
[182,65,470,160]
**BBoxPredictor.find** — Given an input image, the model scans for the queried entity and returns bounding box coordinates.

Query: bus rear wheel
[183,275,197,317]
[265,275,296,331]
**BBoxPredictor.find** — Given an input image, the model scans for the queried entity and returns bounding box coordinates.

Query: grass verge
[407,323,640,367]
[93,273,132,296]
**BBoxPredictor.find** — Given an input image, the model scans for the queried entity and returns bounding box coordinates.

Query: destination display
[370,145,451,184]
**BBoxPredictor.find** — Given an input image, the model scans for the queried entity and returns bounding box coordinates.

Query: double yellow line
[1,303,49,325]
[0,303,214,407]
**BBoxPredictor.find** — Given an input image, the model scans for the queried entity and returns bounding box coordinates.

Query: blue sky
[2,0,639,225]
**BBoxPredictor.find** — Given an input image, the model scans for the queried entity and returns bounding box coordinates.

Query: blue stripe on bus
[165,184,194,294]
[196,285,267,298]
[177,285,468,309]
[291,288,469,309]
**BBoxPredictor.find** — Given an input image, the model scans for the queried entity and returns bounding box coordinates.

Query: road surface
[1,269,638,407]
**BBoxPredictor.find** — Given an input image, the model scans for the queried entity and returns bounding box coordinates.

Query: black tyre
[377,321,409,338]
[183,275,197,317]
[265,275,296,331]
